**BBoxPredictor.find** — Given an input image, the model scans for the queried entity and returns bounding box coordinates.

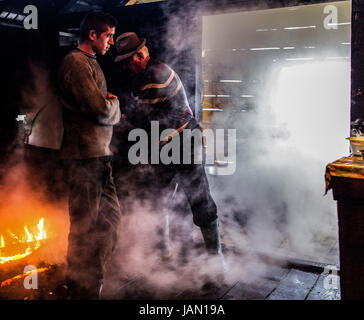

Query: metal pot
[347,137,364,156]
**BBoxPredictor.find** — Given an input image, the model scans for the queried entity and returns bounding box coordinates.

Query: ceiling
[0,0,164,25]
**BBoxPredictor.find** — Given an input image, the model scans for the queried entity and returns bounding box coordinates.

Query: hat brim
[114,38,146,62]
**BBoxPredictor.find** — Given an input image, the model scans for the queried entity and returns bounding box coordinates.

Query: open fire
[0,266,51,287]
[0,218,47,265]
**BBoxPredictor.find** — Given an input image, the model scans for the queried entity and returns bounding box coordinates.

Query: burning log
[1,267,50,287]
[0,218,47,265]
[0,263,66,300]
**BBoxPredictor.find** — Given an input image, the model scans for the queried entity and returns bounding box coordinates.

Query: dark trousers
[64,157,122,298]
[154,163,217,227]
[154,118,218,227]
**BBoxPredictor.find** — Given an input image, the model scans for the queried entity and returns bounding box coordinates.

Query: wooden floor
[0,257,340,300]
[103,261,340,300]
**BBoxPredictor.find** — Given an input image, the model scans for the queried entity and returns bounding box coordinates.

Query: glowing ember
[0,267,50,287]
[0,218,47,264]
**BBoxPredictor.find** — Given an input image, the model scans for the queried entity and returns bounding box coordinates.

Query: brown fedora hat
[114,32,146,62]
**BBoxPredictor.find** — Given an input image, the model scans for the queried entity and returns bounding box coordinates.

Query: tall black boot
[200,219,227,272]
[65,277,103,300]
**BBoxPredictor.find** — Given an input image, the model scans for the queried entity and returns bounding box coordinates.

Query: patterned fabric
[325,156,364,193]
[125,60,193,133]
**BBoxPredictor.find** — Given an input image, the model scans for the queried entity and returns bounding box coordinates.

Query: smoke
[0,62,69,270]
[200,6,350,265]
[102,174,272,299]
[102,158,296,299]
[20,62,57,114]
[0,163,69,267]
[1,2,351,299]
[97,0,350,298]
[101,2,299,298]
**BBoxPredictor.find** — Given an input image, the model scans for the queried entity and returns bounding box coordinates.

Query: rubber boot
[65,276,103,300]
[160,213,172,261]
[200,219,227,272]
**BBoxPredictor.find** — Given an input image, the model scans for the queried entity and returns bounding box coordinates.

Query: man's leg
[94,160,122,291]
[65,158,121,299]
[177,164,218,227]
[177,164,226,270]
[65,159,104,298]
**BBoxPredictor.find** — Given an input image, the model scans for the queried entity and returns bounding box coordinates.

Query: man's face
[127,46,150,75]
[91,26,115,55]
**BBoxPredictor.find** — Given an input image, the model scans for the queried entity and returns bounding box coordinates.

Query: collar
[76,47,97,59]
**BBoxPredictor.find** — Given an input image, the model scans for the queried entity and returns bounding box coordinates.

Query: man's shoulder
[147,60,173,72]
[144,60,174,84]
[62,50,89,64]
[60,50,95,75]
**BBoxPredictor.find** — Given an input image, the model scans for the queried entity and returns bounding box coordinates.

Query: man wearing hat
[112,32,226,272]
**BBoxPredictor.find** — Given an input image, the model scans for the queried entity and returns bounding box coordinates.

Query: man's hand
[107,92,118,99]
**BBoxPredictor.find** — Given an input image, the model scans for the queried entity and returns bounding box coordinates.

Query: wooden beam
[125,0,138,5]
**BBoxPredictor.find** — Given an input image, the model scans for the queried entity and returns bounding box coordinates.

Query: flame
[0,235,4,248]
[0,218,47,265]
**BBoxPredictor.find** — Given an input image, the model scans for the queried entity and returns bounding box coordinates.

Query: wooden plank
[221,264,290,300]
[306,273,341,300]
[222,278,279,300]
[266,269,319,300]
[173,283,232,300]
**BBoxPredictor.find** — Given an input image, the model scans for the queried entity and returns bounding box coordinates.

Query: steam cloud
[1,1,351,299]
[98,0,350,298]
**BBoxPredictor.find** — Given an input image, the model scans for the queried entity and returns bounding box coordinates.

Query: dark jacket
[123,60,193,133]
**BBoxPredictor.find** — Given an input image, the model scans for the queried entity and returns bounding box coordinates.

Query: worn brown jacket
[58,49,120,159]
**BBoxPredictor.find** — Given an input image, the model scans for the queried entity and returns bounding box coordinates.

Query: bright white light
[16,15,25,21]
[271,61,350,162]
[250,47,280,51]
[285,57,314,61]
[220,80,242,83]
[0,11,9,18]
[77,0,90,6]
[327,56,349,60]
[256,28,278,31]
[16,115,26,122]
[284,25,316,30]
[304,46,316,49]
[283,47,295,50]
[7,13,17,20]
[59,31,75,37]
[204,95,216,97]
[203,108,224,112]
[328,22,351,26]
[240,95,254,98]
[217,95,231,98]
[341,42,351,45]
